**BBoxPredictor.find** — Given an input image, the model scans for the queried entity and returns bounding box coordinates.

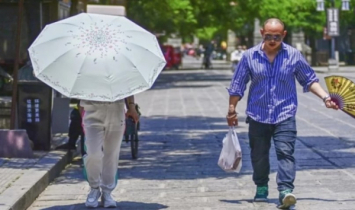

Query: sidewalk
[28,70,355,210]
[180,56,231,70]
[312,66,355,73]
[0,134,71,210]
[178,56,355,72]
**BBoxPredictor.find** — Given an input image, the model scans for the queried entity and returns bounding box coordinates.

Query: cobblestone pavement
[28,69,355,210]
[0,154,44,195]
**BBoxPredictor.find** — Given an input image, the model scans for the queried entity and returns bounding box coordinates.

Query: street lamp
[316,0,351,71]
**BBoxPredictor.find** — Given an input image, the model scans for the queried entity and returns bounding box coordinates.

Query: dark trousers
[247,116,297,192]
[68,125,86,156]
[68,125,83,145]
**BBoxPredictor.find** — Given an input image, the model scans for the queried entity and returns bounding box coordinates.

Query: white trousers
[81,100,125,193]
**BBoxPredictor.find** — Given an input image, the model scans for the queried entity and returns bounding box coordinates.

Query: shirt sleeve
[294,52,319,93]
[227,55,250,98]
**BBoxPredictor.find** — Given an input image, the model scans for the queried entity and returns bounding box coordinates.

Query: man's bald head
[263,18,285,30]
[260,18,287,52]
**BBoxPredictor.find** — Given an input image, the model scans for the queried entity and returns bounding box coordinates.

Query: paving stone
[28,70,355,210]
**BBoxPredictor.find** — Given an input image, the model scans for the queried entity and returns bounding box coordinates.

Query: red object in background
[162,45,182,70]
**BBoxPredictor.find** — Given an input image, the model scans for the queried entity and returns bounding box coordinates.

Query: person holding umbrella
[28,13,166,208]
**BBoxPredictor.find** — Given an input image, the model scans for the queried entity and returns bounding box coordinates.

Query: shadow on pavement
[220,199,296,209]
[37,201,168,210]
[297,197,355,202]
[152,84,214,90]
[153,71,231,84]
[151,71,232,90]
[220,199,254,204]
[52,114,355,184]
[220,197,355,209]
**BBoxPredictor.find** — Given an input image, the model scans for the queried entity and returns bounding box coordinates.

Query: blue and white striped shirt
[228,42,319,124]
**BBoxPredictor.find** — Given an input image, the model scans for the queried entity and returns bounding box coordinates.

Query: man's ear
[260,29,264,36]
[283,30,287,38]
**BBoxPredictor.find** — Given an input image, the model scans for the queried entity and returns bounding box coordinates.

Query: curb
[1,150,71,210]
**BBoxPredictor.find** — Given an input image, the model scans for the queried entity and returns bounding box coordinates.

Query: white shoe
[85,188,101,208]
[101,191,117,208]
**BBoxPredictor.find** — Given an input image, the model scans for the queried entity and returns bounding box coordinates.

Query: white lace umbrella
[28,13,166,102]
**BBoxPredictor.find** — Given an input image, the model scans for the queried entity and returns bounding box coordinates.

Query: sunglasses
[264,34,282,42]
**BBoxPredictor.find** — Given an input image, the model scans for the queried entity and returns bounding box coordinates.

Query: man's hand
[226,104,238,126]
[309,83,339,110]
[325,98,339,110]
[226,112,238,126]
[126,104,139,122]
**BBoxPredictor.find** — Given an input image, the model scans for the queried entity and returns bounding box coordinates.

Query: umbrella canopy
[28,13,166,102]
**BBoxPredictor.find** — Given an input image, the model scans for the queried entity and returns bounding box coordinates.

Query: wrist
[228,104,236,113]
[228,111,237,115]
[322,95,330,103]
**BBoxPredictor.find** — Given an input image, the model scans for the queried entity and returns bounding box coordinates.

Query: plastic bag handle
[228,126,235,133]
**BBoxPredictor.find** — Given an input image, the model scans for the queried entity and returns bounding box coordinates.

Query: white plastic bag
[218,127,242,173]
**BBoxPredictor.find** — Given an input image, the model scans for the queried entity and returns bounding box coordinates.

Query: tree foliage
[91,0,355,41]
[246,0,355,37]
[254,0,325,36]
[126,0,255,41]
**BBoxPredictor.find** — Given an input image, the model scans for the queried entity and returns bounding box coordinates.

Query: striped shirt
[228,42,319,124]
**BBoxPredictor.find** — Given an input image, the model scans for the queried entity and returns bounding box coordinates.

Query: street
[180,56,231,70]
[28,69,355,210]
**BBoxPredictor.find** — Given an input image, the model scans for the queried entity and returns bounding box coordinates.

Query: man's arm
[227,55,250,126]
[309,82,338,109]
[295,53,338,109]
[229,96,241,114]
[125,95,135,109]
[294,52,328,99]
[228,55,250,113]
[294,52,320,93]
[309,82,328,100]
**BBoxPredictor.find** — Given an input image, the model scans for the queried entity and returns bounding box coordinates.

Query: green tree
[127,0,197,39]
[126,0,255,42]
[94,0,355,46]
[252,0,324,35]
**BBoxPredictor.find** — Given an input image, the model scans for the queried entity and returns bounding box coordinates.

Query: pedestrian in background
[203,40,215,69]
[226,18,338,209]
[56,101,84,154]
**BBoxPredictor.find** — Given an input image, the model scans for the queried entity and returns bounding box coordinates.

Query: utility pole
[316,0,350,71]
[10,0,25,129]
[330,0,336,62]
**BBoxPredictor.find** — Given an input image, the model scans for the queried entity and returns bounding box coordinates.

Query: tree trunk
[70,0,79,16]
[247,30,253,48]
[309,35,317,66]
[24,0,40,47]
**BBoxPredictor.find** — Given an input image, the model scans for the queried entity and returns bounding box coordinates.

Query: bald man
[227,18,338,209]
